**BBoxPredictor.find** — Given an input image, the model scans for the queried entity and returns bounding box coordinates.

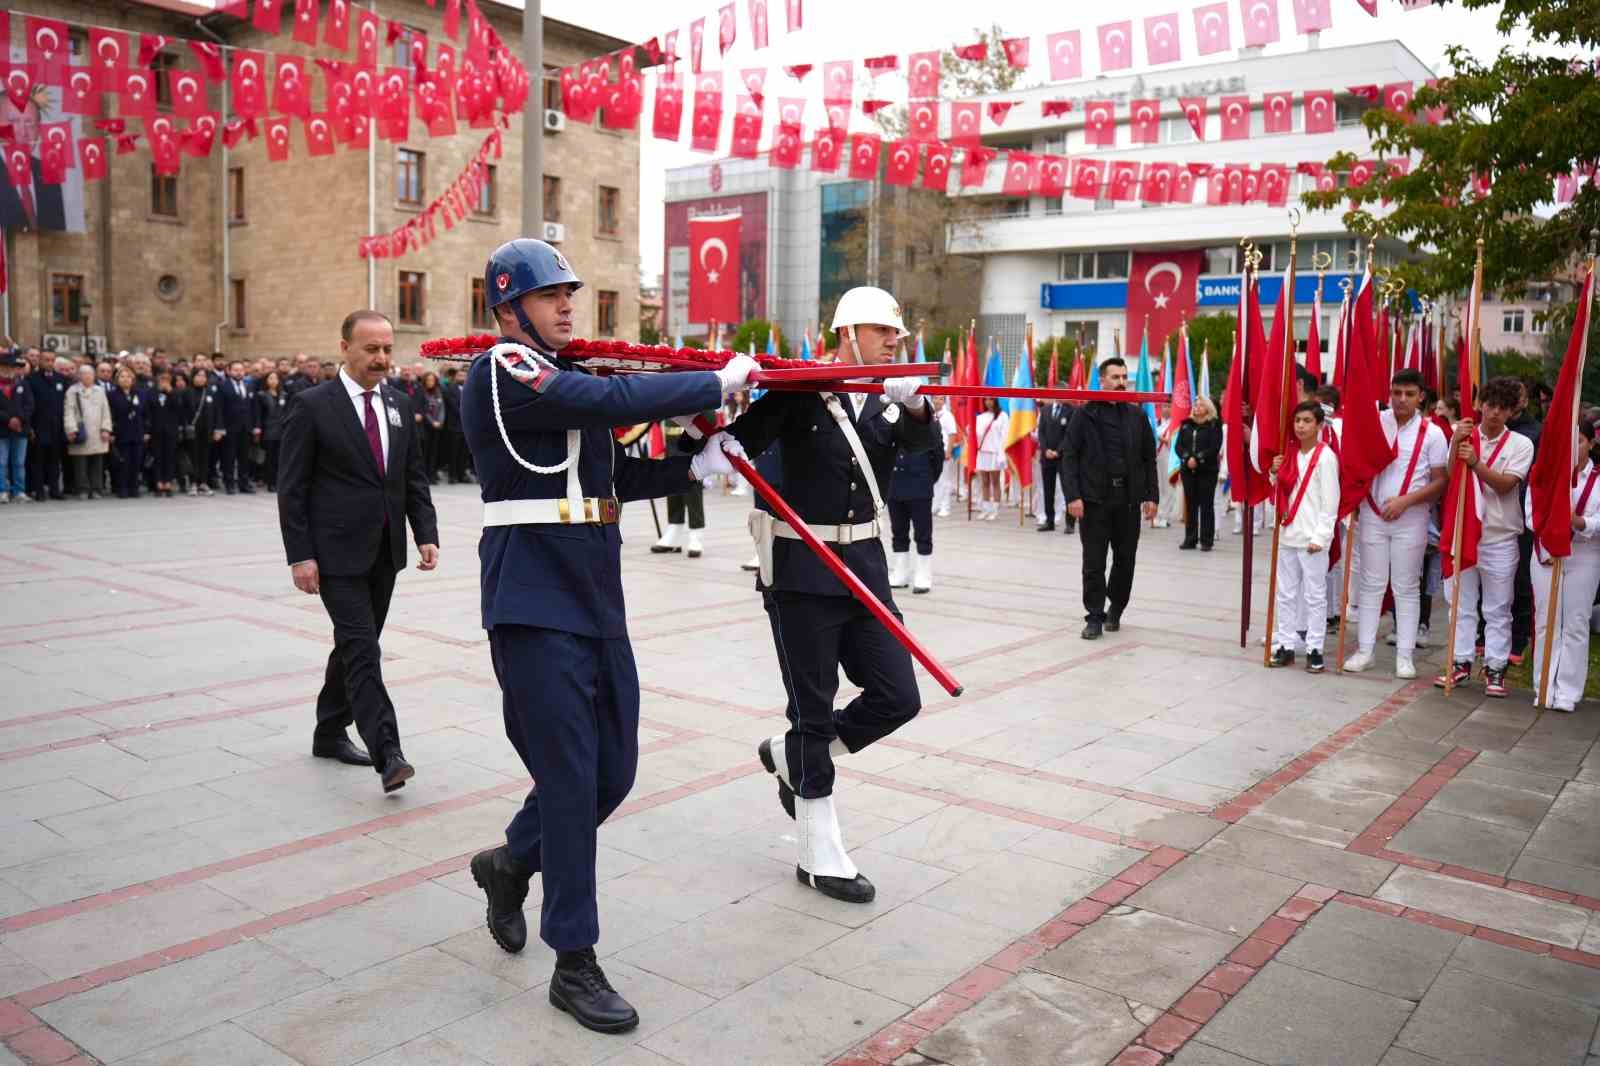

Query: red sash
[1366,415,1429,516]
[1278,443,1327,528]
[1475,428,1512,485]
[1577,465,1600,515]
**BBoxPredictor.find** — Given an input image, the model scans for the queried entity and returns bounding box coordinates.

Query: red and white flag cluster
[359,129,503,259]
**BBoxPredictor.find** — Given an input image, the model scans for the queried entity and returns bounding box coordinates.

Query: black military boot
[470,846,531,954]
[550,949,639,1033]
[757,738,796,820]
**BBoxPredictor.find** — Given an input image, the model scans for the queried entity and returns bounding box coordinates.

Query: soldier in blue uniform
[725,286,937,904]
[460,239,756,1035]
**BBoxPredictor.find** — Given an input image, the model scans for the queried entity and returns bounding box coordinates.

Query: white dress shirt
[1369,409,1448,510]
[339,366,390,468]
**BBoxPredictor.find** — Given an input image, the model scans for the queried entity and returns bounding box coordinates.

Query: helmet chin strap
[509,301,559,355]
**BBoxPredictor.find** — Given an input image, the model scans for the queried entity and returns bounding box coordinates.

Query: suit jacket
[218,377,256,433]
[276,378,439,576]
[0,377,35,439]
[28,370,69,445]
[1038,402,1074,456]
[106,387,149,444]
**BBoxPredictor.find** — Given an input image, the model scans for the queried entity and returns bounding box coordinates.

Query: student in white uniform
[1316,386,1351,631]
[1436,378,1536,697]
[974,399,1008,521]
[933,398,958,517]
[1345,369,1449,679]
[1269,402,1340,672]
[1530,419,1600,712]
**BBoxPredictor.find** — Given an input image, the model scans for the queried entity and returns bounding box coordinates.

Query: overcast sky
[522,0,1533,277]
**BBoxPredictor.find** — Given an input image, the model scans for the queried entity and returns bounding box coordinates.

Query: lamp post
[80,299,93,357]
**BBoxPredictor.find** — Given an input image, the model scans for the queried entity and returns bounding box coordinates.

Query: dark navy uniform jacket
[461,345,722,639]
[107,387,150,444]
[1038,402,1074,456]
[888,445,943,501]
[727,390,937,600]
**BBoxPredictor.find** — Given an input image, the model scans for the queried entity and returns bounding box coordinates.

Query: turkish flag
[231,50,268,117]
[1528,268,1593,562]
[25,17,70,84]
[253,0,284,35]
[1173,166,1198,202]
[718,4,737,55]
[1130,99,1160,143]
[1303,89,1336,133]
[861,54,897,74]
[1439,425,1493,579]
[1000,151,1035,196]
[39,126,70,180]
[953,41,987,61]
[419,79,457,136]
[377,68,411,140]
[189,41,225,82]
[289,0,319,45]
[960,146,995,188]
[1222,164,1247,203]
[1046,30,1083,80]
[442,0,460,40]
[690,72,722,153]
[987,101,1015,127]
[1001,37,1030,68]
[923,144,953,191]
[183,113,219,157]
[730,97,762,159]
[949,102,982,147]
[1037,155,1068,198]
[822,61,852,110]
[906,99,938,142]
[771,121,802,168]
[138,34,172,70]
[1128,250,1201,355]
[40,144,67,187]
[1261,163,1291,206]
[355,10,382,68]
[1338,273,1391,517]
[221,118,252,149]
[1383,81,1414,119]
[847,132,882,180]
[1220,95,1251,139]
[1084,100,1116,146]
[145,114,175,145]
[1292,0,1332,32]
[264,116,292,161]
[63,68,99,115]
[882,140,917,186]
[905,51,940,98]
[811,128,842,171]
[1098,20,1133,71]
[88,29,130,91]
[151,129,181,176]
[749,0,770,48]
[79,137,109,180]
[119,67,159,119]
[1141,162,1176,203]
[689,17,706,73]
[325,0,350,51]
[1240,0,1281,47]
[1263,91,1293,133]
[1194,2,1231,55]
[274,56,311,117]
[786,0,802,31]
[166,69,207,118]
[1145,14,1182,64]
[1181,96,1208,139]
[2,145,30,193]
[1071,158,1105,200]
[688,213,741,324]
[1108,161,1141,201]
[305,113,337,155]
[1042,99,1072,118]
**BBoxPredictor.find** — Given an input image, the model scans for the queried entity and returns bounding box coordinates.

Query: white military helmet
[831,286,909,338]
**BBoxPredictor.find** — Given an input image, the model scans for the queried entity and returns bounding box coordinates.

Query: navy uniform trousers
[490,625,638,951]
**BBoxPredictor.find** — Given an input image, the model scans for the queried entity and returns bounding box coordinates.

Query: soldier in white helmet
[722,286,937,902]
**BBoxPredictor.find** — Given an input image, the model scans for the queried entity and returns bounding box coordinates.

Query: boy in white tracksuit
[1436,377,1535,697]
[1529,421,1600,712]
[1270,401,1340,672]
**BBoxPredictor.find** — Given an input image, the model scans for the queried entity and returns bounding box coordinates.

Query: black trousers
[1180,467,1218,546]
[1512,529,1534,655]
[222,429,251,488]
[1080,497,1143,623]
[114,441,144,498]
[314,533,401,768]
[447,432,468,482]
[763,590,921,798]
[264,438,281,488]
[152,431,179,483]
[420,425,440,482]
[71,453,104,494]
[666,483,704,528]
[889,497,933,554]
[27,439,64,496]
[1040,459,1062,521]
[190,434,213,488]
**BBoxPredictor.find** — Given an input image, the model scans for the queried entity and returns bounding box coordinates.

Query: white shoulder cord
[487,341,584,514]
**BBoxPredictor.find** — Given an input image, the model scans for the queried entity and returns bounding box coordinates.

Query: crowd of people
[0,344,475,502]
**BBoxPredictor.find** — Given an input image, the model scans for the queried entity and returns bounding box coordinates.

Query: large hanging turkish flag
[1127,249,1203,355]
[688,213,741,325]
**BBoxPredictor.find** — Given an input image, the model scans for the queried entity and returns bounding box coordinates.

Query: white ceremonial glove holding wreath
[882,376,925,410]
[689,432,748,481]
[716,355,760,398]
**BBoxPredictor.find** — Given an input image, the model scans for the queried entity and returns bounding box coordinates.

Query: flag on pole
[915,327,927,363]
[1135,332,1159,438]
[1199,342,1211,401]
[1046,341,1059,388]
[1333,289,1351,390]
[1168,325,1195,435]
[1005,334,1038,489]
[1338,263,1393,518]
[961,328,981,477]
[1088,353,1101,390]
[1160,343,1173,426]
[1067,350,1086,391]
[1527,264,1594,562]
[1306,284,1324,384]
[799,326,813,362]
[1249,266,1293,480]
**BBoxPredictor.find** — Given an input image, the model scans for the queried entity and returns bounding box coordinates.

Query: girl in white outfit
[1529,419,1600,712]
[1270,402,1341,672]
[974,399,1008,520]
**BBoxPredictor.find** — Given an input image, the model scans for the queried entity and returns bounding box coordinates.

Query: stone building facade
[4,0,639,364]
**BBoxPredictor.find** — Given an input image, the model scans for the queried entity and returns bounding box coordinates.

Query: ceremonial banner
[1127,249,1202,356]
[687,212,742,326]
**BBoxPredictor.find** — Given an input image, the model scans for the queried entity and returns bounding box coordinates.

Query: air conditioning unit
[544,109,566,133]
[42,333,72,352]
[543,221,565,243]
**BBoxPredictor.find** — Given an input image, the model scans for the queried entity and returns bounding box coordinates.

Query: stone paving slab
[1274,900,1461,1000]
[1394,968,1600,1066]
[1200,960,1415,1066]
[1375,867,1592,948]
[914,970,1146,1066]
[1034,909,1241,1009]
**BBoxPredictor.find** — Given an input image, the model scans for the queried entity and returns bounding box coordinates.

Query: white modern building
[948,39,1436,361]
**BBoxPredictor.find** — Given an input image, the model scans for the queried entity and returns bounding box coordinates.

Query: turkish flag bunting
[847,132,882,180]
[690,18,705,73]
[355,10,382,68]
[718,4,737,55]
[1262,91,1293,133]
[884,140,918,186]
[960,146,996,188]
[231,50,268,117]
[1145,13,1182,64]
[602,73,644,132]
[188,42,225,83]
[1242,167,1262,203]
[783,63,810,81]
[1261,163,1291,206]
[861,99,892,116]
[1130,99,1160,144]
[1141,162,1176,203]
[79,137,109,180]
[1042,99,1072,118]
[25,17,70,84]
[252,0,284,35]
[1240,0,1281,47]
[949,101,982,147]
[1220,95,1251,139]
[379,67,412,127]
[2,144,30,191]
[89,30,130,91]
[1293,0,1333,33]
[1037,154,1068,198]
[907,99,938,142]
[690,71,723,153]
[953,41,987,61]
[922,143,953,190]
[181,114,218,157]
[1098,21,1133,71]
[442,0,460,39]
[987,101,1014,126]
[264,116,292,161]
[4,64,37,114]
[1071,158,1105,199]
[114,132,139,154]
[1000,151,1036,197]
[290,0,320,45]
[166,69,207,118]
[771,121,802,168]
[419,78,457,136]
[811,128,842,172]
[740,67,767,99]
[731,96,762,158]
[1108,160,1141,201]
[138,34,171,69]
[274,56,312,117]
[63,69,99,115]
[408,32,430,76]
[1194,2,1231,55]
[749,0,770,48]
[145,114,175,144]
[1128,250,1201,355]
[560,68,589,123]
[786,0,802,31]
[39,134,69,184]
[305,113,337,155]
[906,51,939,98]
[325,0,351,51]
[652,75,684,140]
[1222,164,1247,203]
[1046,31,1083,80]
[1354,0,1377,14]
[688,213,741,324]
[350,66,378,120]
[1303,89,1336,133]
[1181,96,1208,138]
[151,130,181,176]
[1347,83,1380,102]
[119,67,159,119]
[822,61,852,108]
[862,55,898,73]
[1383,81,1414,119]
[1084,100,1116,147]
[345,112,371,147]
[1172,166,1198,202]
[1001,38,1030,68]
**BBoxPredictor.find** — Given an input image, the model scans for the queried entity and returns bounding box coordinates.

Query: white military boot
[912,554,932,594]
[651,524,684,554]
[794,794,874,903]
[686,528,704,558]
[888,551,911,588]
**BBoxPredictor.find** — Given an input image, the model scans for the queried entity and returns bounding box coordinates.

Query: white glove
[715,355,760,397]
[883,376,926,410]
[689,431,748,480]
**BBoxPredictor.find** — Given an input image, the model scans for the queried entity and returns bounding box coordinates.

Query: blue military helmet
[484,238,583,310]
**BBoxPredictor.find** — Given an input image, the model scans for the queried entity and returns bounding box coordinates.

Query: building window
[597,185,621,236]
[470,277,493,329]
[51,274,85,328]
[228,166,245,223]
[543,175,561,222]
[230,277,246,329]
[1058,251,1131,280]
[396,148,425,205]
[151,166,178,217]
[1530,313,1548,335]
[1095,250,1129,279]
[152,52,179,108]
[391,26,421,70]
[1202,246,1235,275]
[543,65,561,112]
[596,290,618,337]
[475,164,496,216]
[1337,96,1373,127]
[399,271,425,324]
[1502,309,1525,334]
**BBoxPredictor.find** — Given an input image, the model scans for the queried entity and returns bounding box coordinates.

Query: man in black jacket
[27,352,70,500]
[1061,357,1159,639]
[277,310,440,793]
[218,359,257,494]
[0,350,35,504]
[1037,401,1076,533]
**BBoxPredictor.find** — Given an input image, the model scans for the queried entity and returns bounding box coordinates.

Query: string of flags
[358,128,503,260]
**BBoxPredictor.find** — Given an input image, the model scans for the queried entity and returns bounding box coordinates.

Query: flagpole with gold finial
[1443,236,1486,695]
[1262,210,1300,667]
[1336,235,1376,674]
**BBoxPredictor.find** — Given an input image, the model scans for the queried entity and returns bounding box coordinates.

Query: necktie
[363,391,385,476]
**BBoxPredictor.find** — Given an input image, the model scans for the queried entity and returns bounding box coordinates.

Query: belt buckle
[837,523,853,545]
[557,498,572,523]
[601,498,619,523]
[583,498,598,523]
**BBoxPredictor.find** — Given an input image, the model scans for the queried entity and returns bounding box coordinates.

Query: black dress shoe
[1200,543,1214,552]
[1082,620,1103,640]
[757,739,797,819]
[549,950,639,1033]
[312,735,374,766]
[1063,519,1077,534]
[1105,614,1122,633]
[1179,540,1198,550]
[470,846,531,954]
[380,753,415,793]
[239,485,256,494]
[1036,521,1055,532]
[796,865,875,903]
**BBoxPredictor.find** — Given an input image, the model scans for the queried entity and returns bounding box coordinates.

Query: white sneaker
[1344,650,1375,673]
[936,507,951,518]
[1395,657,1417,680]
[1153,519,1170,529]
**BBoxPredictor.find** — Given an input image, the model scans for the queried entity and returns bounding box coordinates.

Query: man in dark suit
[277,310,439,793]
[26,351,70,500]
[218,359,257,494]
[1037,400,1076,533]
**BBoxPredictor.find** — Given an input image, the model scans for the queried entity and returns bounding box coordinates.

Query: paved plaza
[6,487,1600,1065]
